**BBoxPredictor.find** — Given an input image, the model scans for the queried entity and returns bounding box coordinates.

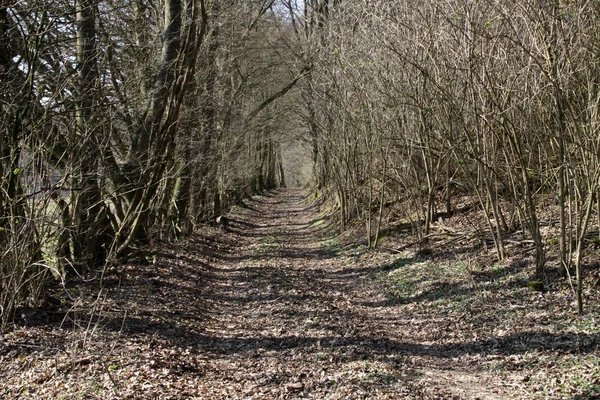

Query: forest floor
[2,189,600,399]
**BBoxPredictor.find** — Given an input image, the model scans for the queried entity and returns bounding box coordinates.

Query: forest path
[1,189,520,399]
[191,189,511,399]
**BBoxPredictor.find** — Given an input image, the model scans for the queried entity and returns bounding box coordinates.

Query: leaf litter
[1,189,599,399]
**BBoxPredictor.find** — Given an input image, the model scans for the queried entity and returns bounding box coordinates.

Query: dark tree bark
[73,0,107,268]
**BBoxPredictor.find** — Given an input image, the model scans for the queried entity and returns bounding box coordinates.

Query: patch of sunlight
[310,218,326,227]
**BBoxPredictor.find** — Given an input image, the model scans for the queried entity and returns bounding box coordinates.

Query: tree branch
[247,66,310,121]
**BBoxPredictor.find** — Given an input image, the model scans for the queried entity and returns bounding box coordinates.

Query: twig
[103,310,127,392]
[384,230,468,253]
[5,341,59,351]
[102,360,120,391]
[56,356,93,373]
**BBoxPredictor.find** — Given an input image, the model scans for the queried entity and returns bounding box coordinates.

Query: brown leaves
[285,381,304,391]
[2,190,600,399]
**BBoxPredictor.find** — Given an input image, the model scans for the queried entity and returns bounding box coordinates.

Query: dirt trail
[1,188,518,399]
[191,189,511,399]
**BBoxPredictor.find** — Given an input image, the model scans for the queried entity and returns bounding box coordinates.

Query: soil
[1,189,599,399]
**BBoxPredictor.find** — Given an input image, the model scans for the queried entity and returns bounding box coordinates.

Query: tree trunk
[131,0,182,167]
[277,141,286,188]
[74,0,106,268]
[111,0,184,260]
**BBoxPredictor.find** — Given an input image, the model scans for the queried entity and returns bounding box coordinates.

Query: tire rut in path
[196,189,509,399]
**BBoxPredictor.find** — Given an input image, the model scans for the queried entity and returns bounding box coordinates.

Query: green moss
[310,219,326,227]
[376,234,388,245]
